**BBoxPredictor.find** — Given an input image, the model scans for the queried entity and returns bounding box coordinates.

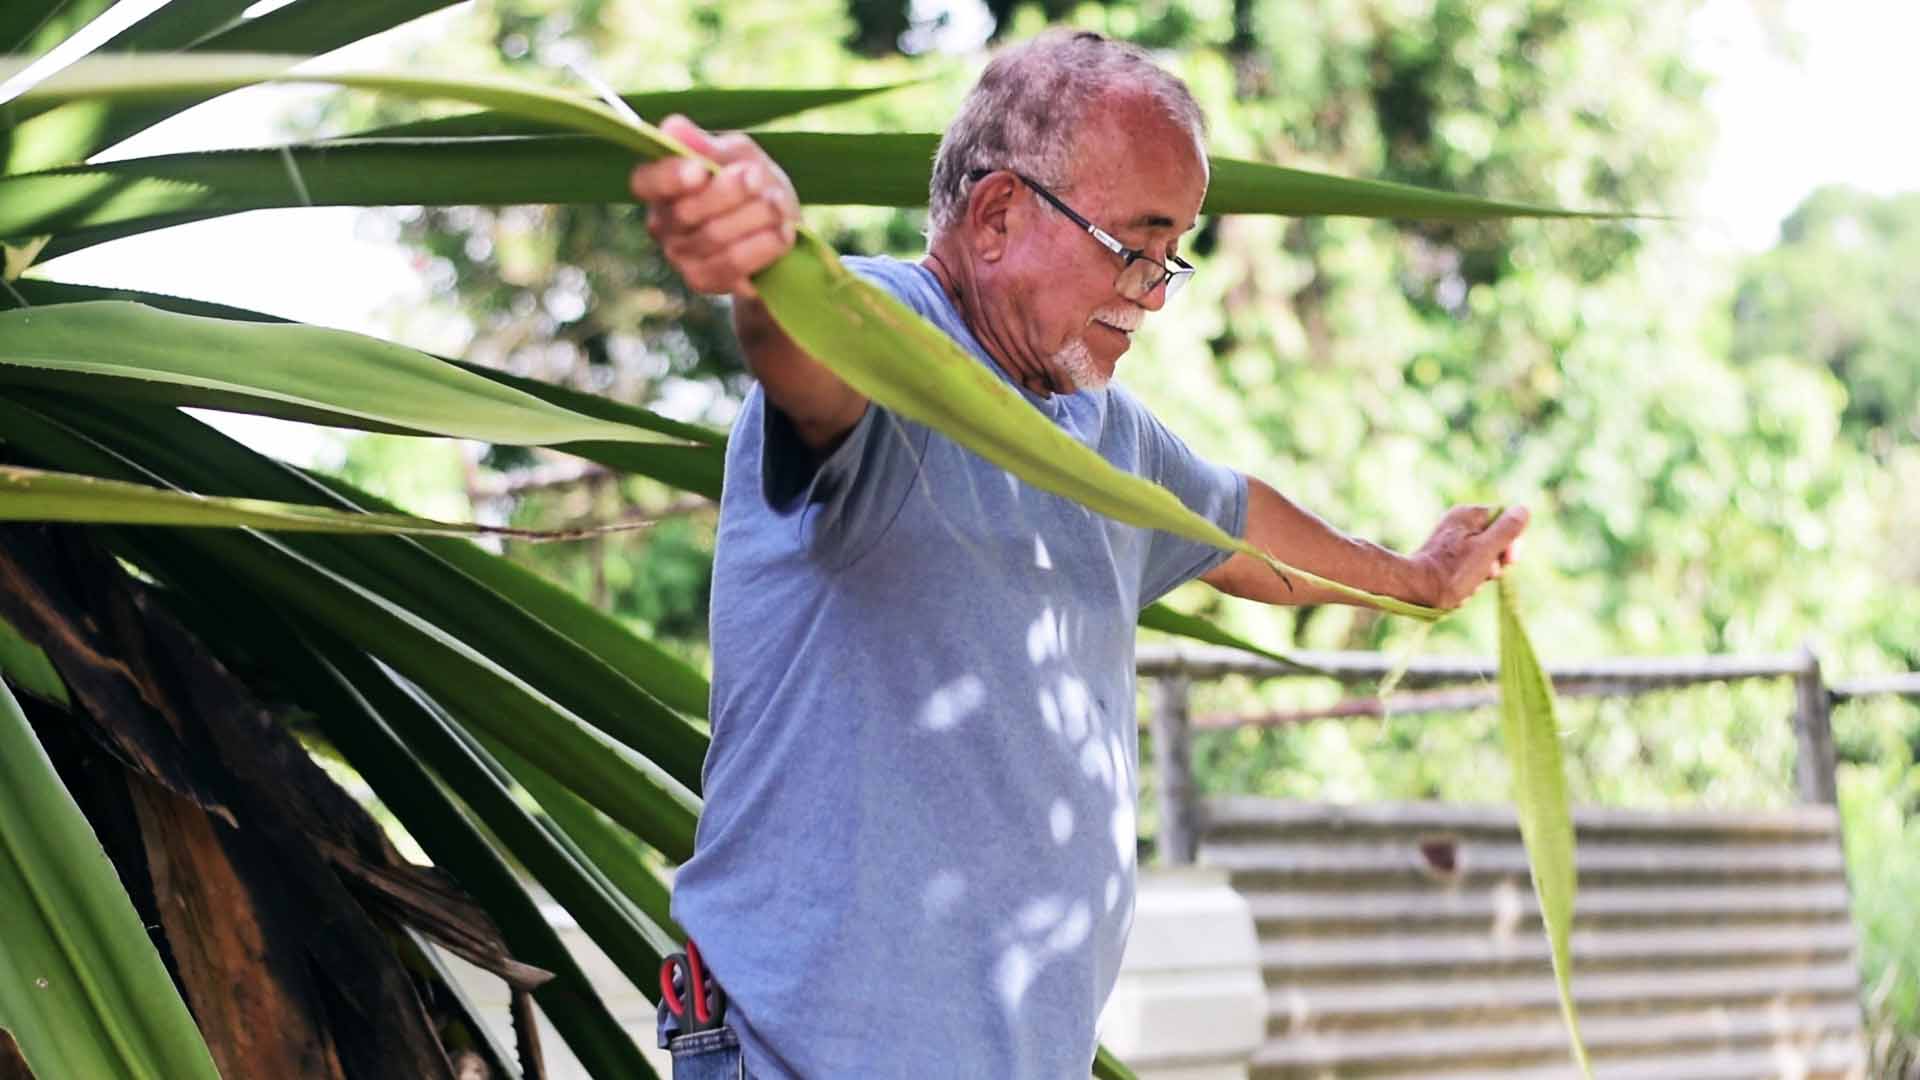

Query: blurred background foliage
[291,0,1915,1058]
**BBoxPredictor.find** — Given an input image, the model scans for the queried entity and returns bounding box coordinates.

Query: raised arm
[629,116,868,452]
[1200,476,1529,611]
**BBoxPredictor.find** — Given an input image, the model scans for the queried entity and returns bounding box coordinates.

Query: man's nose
[1132,280,1169,313]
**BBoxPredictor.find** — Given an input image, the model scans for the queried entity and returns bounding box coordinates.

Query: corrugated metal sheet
[1198,798,1867,1080]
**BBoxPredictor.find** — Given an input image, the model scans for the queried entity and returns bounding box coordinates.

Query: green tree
[1732,185,1920,453]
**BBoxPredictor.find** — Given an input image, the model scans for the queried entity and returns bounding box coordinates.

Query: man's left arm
[1199,475,1529,611]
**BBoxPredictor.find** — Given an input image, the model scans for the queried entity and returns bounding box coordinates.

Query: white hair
[927,29,1207,238]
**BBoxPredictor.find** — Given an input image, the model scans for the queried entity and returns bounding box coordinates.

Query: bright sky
[18,0,1918,459]
[1691,0,1920,249]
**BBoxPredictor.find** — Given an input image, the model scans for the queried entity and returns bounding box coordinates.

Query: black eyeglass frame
[966,168,1195,301]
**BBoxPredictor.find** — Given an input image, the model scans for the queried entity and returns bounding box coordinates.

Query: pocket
[668,1026,745,1080]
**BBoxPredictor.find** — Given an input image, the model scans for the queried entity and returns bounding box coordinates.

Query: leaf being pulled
[1495,577,1591,1078]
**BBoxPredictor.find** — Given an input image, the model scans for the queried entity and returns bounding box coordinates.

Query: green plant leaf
[1137,601,1325,674]
[0,612,66,707]
[0,281,729,499]
[0,133,1632,255]
[298,471,713,720]
[0,301,691,447]
[0,397,703,860]
[488,733,685,942]
[0,0,116,63]
[0,679,223,1080]
[757,132,1638,218]
[281,630,660,1079]
[1093,1042,1140,1080]
[1495,577,1590,1078]
[351,83,913,139]
[60,531,655,1078]
[3,2,466,171]
[330,647,679,992]
[0,53,685,153]
[226,525,708,854]
[12,392,712,783]
[0,464,651,540]
[1203,156,1644,219]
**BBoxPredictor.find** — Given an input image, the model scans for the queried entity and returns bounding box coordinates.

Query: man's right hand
[629,115,801,300]
[631,115,865,451]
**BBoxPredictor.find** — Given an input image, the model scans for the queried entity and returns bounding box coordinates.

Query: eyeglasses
[967,169,1195,301]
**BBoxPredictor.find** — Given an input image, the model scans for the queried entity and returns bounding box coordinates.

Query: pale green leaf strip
[0,301,683,447]
[1496,578,1591,1078]
[0,464,649,541]
[0,680,223,1080]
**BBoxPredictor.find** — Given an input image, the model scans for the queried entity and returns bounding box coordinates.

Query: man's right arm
[731,297,869,453]
[629,116,868,452]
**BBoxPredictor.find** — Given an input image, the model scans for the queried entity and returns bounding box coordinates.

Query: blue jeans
[666,1025,746,1080]
[658,992,748,1080]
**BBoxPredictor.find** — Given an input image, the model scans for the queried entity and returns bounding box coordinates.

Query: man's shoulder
[841,253,920,294]
[841,255,950,319]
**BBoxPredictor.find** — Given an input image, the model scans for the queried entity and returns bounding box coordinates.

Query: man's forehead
[1073,100,1207,231]
[1124,208,1198,233]
[1104,169,1206,234]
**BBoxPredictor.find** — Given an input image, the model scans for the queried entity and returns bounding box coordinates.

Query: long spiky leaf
[0,301,690,448]
[0,679,223,1080]
[0,464,650,540]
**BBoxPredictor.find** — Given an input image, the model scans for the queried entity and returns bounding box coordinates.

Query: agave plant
[0,5,1600,1078]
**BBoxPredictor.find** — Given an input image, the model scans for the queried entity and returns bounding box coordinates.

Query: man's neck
[920,244,1064,398]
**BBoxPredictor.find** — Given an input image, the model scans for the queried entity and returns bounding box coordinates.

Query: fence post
[1150,674,1197,866]
[1792,643,1839,805]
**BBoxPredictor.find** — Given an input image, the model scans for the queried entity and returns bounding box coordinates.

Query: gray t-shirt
[674,255,1247,1078]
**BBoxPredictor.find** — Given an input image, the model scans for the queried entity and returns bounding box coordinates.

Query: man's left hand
[1410,505,1530,610]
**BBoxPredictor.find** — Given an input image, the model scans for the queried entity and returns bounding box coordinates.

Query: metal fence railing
[1137,642,1920,866]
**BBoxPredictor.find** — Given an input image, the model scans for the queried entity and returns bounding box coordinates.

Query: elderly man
[631,29,1525,1079]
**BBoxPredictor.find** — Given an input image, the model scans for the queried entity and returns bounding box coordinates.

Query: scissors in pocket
[660,938,727,1034]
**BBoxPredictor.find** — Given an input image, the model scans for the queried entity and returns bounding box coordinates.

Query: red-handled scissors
[660,938,727,1033]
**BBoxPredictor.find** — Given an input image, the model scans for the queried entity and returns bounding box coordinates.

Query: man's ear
[965,172,1019,263]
